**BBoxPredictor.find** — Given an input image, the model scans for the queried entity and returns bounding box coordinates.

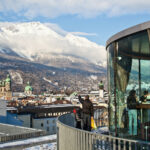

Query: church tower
[5,74,11,91]
[0,74,12,100]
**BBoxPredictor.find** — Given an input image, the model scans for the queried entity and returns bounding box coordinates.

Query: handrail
[57,113,150,150]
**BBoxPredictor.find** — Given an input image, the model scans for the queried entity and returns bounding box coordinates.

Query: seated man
[140,90,149,102]
[140,90,150,125]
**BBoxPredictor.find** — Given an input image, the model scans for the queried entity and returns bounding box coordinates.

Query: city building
[106,21,150,141]
[0,74,12,100]
[9,104,78,135]
[32,117,57,135]
[0,98,23,126]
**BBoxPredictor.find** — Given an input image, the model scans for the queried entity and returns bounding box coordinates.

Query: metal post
[138,59,141,98]
[114,42,118,136]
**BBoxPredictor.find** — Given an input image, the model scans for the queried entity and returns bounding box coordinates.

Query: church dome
[25,82,32,91]
[5,75,11,82]
[25,86,32,91]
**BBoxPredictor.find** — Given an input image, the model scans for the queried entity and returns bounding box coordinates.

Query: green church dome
[25,86,32,91]
[25,82,32,91]
[5,74,11,82]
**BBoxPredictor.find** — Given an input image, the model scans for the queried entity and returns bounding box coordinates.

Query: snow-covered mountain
[0,22,106,68]
[0,22,107,93]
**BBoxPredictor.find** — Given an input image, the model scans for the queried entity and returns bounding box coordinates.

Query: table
[136,103,150,140]
[136,103,150,123]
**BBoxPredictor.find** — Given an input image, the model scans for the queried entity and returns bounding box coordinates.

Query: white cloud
[44,24,97,37]
[70,32,97,36]
[44,23,67,36]
[0,0,150,19]
[0,22,106,64]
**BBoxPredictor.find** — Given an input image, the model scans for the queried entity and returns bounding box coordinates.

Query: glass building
[106,21,150,141]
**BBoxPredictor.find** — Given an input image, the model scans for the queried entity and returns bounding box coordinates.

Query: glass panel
[118,30,150,58]
[108,30,150,140]
[116,46,139,138]
[116,52,131,137]
[141,60,150,94]
[107,43,115,135]
[140,60,150,124]
[125,59,139,138]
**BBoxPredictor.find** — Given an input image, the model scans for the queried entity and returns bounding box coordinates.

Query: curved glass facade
[107,29,150,141]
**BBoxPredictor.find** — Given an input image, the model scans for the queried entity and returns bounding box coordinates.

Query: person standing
[140,90,150,123]
[78,95,93,131]
[73,108,82,129]
[99,81,104,98]
[127,90,138,135]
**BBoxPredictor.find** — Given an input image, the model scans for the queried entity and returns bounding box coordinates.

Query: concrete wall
[0,100,6,116]
[17,114,31,128]
[0,112,23,126]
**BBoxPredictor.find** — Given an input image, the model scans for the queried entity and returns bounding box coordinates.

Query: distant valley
[0,22,107,94]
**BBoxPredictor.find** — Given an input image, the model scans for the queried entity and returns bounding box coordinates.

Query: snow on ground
[9,71,23,84]
[90,75,97,80]
[0,134,56,149]
[43,77,52,83]
[24,142,56,150]
[92,126,109,134]
[43,77,59,88]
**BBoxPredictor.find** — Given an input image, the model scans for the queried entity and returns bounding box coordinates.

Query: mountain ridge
[0,22,106,67]
[0,22,107,93]
[0,52,106,93]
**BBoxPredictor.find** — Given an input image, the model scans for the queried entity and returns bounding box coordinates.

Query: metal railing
[57,113,150,150]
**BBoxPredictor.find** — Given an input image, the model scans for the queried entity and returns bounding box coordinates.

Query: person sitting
[140,90,150,130]
[140,90,149,102]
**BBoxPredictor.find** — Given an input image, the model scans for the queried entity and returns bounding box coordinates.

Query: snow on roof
[37,104,74,108]
[6,107,17,111]
[90,91,99,94]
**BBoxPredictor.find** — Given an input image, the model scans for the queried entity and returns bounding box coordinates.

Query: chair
[141,122,150,141]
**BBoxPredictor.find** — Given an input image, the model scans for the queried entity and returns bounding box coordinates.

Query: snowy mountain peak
[0,22,106,67]
[0,22,60,37]
[65,33,99,48]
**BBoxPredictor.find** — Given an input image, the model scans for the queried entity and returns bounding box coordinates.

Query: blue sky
[0,0,150,46]
[49,14,150,45]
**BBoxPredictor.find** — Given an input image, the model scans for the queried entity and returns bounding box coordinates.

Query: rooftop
[0,123,45,142]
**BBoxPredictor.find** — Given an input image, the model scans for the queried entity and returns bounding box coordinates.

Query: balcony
[57,113,150,150]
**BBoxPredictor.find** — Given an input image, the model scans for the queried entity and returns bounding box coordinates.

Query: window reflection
[107,44,115,134]
[107,30,150,141]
